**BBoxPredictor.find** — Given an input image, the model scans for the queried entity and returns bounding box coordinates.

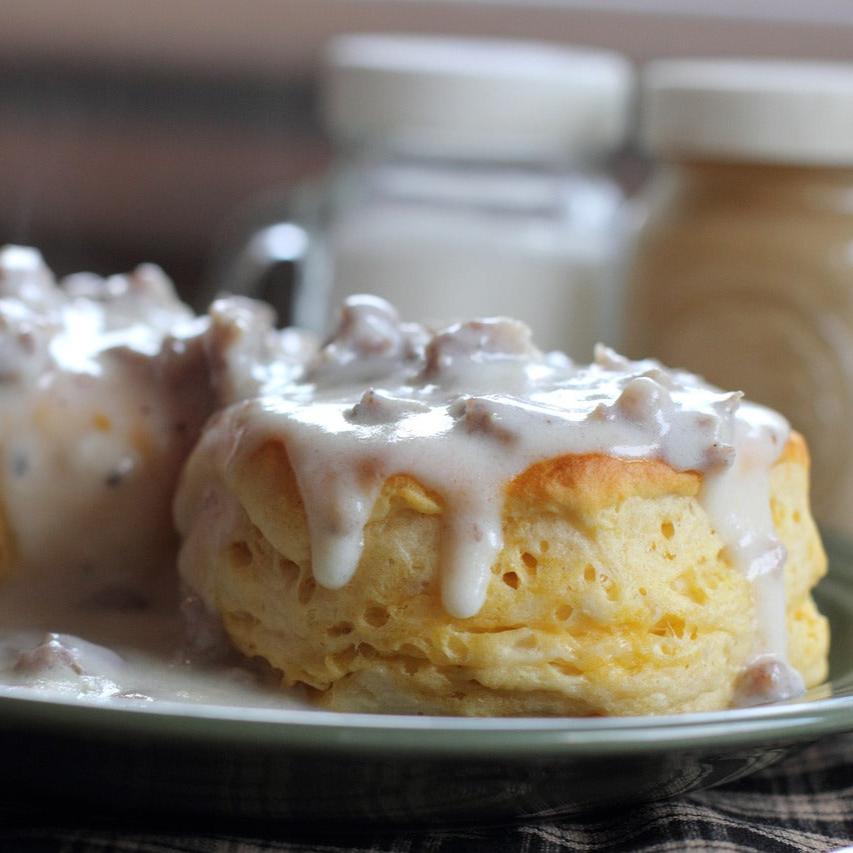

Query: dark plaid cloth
[4,734,853,853]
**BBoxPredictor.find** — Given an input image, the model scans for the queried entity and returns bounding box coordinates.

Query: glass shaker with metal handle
[216,34,634,360]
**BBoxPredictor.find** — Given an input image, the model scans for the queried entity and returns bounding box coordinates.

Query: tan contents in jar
[627,162,853,534]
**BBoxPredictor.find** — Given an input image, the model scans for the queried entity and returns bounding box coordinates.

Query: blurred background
[2,0,853,289]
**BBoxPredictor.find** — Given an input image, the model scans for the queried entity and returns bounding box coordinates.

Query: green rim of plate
[3,533,853,759]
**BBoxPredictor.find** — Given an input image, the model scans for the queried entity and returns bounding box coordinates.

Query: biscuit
[175,299,828,715]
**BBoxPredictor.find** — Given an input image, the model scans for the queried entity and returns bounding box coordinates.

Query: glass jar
[626,59,853,533]
[220,34,633,359]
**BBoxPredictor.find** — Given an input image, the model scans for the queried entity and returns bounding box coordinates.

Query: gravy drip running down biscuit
[177,295,825,711]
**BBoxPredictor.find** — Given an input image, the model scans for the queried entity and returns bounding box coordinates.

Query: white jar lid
[643,59,853,166]
[323,34,633,161]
